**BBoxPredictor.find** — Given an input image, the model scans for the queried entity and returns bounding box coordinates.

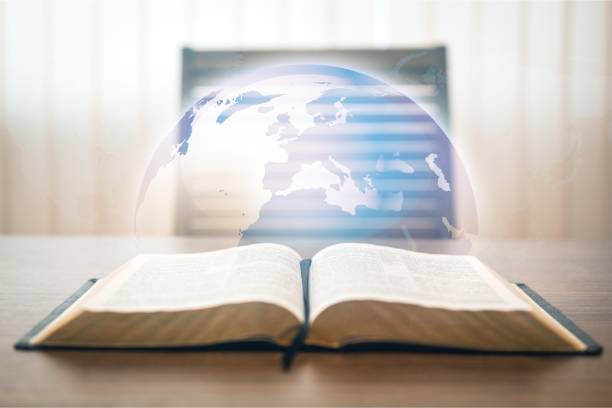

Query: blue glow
[137,64,478,255]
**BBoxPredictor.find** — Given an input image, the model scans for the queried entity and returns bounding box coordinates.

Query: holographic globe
[137,64,477,256]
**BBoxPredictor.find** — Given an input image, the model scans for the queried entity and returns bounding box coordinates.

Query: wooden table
[1,237,610,406]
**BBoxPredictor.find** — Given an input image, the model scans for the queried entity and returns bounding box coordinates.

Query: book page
[309,243,530,320]
[83,244,304,320]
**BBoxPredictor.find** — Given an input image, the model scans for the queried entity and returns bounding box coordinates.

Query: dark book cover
[15,258,603,369]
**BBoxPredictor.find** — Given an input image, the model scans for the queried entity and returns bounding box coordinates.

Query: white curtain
[1,0,610,239]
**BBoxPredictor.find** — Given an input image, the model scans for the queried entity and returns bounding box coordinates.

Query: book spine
[282,258,311,370]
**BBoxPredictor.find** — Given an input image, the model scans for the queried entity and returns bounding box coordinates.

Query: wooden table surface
[1,237,610,406]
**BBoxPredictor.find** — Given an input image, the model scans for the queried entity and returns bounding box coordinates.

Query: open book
[16,243,601,364]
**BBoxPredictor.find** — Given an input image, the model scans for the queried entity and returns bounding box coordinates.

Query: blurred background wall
[1,0,610,239]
